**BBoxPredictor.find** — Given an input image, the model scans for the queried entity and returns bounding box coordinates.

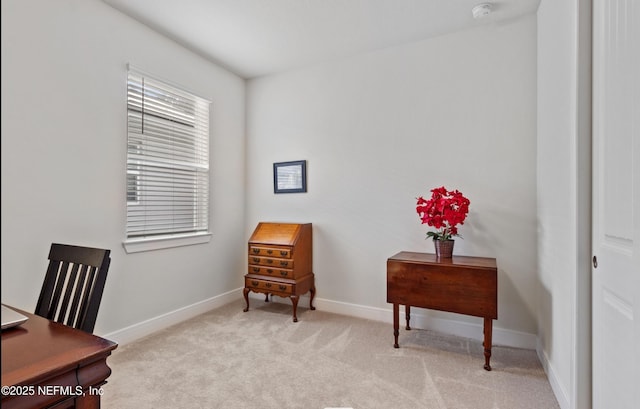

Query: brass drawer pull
[252,257,260,263]
[280,270,288,277]
[279,285,287,291]
[252,267,260,272]
[267,249,273,254]
[251,281,259,286]
[265,283,272,288]
[252,248,260,254]
[267,259,273,264]
[267,269,274,274]
[280,261,288,267]
[280,251,288,256]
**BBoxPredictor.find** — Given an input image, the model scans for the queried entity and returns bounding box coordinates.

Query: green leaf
[426,231,446,241]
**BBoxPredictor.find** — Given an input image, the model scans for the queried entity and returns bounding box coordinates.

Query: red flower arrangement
[416,186,470,241]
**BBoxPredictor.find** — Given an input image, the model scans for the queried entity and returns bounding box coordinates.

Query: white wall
[1,3,587,406]
[0,0,246,337]
[536,0,591,408]
[1,3,592,406]
[247,14,540,342]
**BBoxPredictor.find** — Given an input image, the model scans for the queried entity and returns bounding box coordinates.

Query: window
[124,66,211,253]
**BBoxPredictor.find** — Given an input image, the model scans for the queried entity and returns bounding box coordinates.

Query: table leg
[309,286,316,310]
[405,305,411,330]
[393,303,400,348]
[243,288,250,312]
[290,295,299,323]
[483,317,493,371]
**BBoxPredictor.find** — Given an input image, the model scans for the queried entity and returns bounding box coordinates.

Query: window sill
[123,232,212,254]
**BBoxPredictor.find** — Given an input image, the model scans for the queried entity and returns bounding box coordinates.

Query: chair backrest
[35,243,111,333]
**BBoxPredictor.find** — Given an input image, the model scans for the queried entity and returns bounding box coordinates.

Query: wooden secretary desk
[387,251,498,370]
[243,222,315,322]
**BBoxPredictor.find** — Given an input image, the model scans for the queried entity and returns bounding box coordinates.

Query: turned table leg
[483,317,493,371]
[405,305,412,330]
[393,303,400,348]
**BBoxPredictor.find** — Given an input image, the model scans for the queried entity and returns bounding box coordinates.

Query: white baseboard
[105,288,537,351]
[317,297,537,349]
[537,339,570,409]
[264,293,537,350]
[103,288,241,346]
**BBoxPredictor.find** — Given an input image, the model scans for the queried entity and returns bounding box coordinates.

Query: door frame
[575,0,592,407]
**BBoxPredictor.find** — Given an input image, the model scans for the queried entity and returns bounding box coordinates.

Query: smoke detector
[472,3,492,19]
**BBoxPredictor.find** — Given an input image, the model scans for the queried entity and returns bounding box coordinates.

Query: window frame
[123,66,212,253]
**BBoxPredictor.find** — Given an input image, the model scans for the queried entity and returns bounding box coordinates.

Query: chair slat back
[35,243,111,333]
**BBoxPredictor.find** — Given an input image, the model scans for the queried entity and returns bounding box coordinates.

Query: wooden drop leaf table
[386,251,498,370]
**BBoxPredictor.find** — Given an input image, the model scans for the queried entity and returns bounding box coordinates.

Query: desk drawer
[247,265,295,279]
[249,245,292,259]
[248,256,294,269]
[245,277,293,295]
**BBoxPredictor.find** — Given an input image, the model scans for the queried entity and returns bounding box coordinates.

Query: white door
[592,1,640,408]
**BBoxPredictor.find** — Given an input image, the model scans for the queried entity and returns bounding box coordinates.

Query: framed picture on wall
[273,160,307,193]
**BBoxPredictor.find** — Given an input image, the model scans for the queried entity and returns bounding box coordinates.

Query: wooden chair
[35,243,111,333]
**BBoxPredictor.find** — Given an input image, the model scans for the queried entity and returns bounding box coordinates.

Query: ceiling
[102,0,541,79]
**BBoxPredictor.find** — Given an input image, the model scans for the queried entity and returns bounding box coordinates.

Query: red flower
[416,186,470,241]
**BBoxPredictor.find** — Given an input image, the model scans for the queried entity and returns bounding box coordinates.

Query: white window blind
[126,68,210,240]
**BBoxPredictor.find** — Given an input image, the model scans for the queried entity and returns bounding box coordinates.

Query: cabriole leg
[309,286,316,310]
[290,295,299,322]
[243,288,250,312]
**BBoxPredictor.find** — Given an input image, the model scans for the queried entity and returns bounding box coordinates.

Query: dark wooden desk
[1,306,117,409]
[387,251,497,370]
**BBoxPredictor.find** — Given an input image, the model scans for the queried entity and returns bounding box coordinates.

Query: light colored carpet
[103,299,560,409]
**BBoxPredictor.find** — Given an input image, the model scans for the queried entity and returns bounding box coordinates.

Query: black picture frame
[273,160,307,193]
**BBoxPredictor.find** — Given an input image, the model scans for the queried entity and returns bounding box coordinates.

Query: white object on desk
[1,304,28,330]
